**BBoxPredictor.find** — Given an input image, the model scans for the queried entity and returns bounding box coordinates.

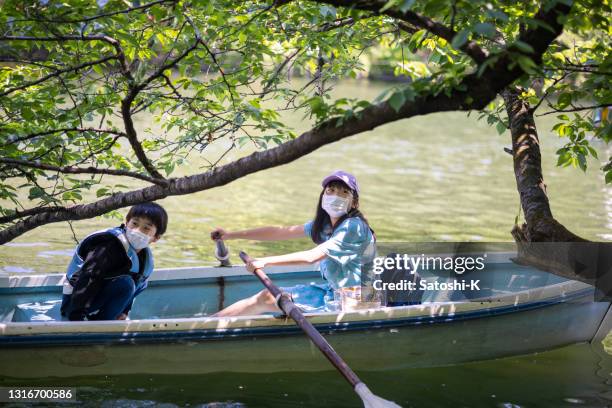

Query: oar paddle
[238,251,401,408]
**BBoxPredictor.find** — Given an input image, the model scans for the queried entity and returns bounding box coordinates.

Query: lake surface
[1,341,611,407]
[1,80,611,406]
[1,80,611,273]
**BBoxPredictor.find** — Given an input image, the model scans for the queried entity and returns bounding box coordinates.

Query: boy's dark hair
[126,202,168,236]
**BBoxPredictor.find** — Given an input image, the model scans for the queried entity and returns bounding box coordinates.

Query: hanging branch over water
[0,0,573,244]
[0,0,586,245]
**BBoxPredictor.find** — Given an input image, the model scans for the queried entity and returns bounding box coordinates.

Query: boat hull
[1,263,610,378]
[0,288,608,378]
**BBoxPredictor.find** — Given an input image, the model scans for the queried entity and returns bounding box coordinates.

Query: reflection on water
[1,342,610,407]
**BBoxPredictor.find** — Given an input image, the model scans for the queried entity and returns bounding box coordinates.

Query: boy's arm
[68,237,127,321]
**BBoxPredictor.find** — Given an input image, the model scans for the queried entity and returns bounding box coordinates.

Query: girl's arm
[213,225,305,241]
[247,247,326,271]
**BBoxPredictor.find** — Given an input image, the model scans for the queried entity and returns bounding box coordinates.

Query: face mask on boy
[126,228,151,250]
[322,194,351,218]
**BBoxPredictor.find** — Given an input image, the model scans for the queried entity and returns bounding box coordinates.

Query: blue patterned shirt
[304,217,376,289]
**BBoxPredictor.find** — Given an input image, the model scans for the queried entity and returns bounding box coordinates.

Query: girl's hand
[211,227,229,241]
[246,258,266,273]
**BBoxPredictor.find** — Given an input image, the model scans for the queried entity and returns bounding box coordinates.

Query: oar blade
[355,383,402,408]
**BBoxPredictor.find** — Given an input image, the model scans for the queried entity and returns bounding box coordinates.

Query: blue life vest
[66,226,154,291]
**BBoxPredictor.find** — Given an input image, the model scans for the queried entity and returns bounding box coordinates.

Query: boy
[60,202,168,321]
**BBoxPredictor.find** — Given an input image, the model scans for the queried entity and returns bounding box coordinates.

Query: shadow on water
[1,342,610,408]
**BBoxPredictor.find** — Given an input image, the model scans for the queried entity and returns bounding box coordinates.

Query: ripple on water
[191,217,213,223]
[3,242,51,247]
[394,167,422,175]
[0,266,35,273]
[37,249,74,259]
[99,400,245,408]
[563,397,586,404]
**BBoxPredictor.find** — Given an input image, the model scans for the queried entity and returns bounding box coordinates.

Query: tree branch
[119,39,200,180]
[119,97,166,180]
[0,55,117,97]
[0,127,126,148]
[537,103,611,116]
[0,0,572,243]
[529,74,568,113]
[0,158,165,185]
[0,206,66,225]
[0,34,135,83]
[11,0,177,24]
[310,0,488,64]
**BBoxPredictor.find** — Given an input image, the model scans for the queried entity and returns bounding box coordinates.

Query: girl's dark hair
[310,180,374,244]
[126,202,168,236]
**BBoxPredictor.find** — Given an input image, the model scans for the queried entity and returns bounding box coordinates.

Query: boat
[0,252,610,378]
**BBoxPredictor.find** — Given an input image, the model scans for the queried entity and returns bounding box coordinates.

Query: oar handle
[239,251,362,388]
[212,231,231,267]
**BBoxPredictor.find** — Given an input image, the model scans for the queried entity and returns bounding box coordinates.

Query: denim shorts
[280,282,336,313]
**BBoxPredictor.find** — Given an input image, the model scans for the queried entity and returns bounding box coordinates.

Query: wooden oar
[239,251,401,408]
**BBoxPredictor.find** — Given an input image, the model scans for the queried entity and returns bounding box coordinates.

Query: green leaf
[577,153,587,172]
[21,108,34,121]
[388,91,406,113]
[496,121,506,135]
[451,29,469,49]
[557,151,572,167]
[96,187,110,198]
[319,5,336,18]
[516,55,538,75]
[473,23,496,38]
[514,41,535,54]
[551,52,566,63]
[28,186,45,200]
[557,93,572,109]
[399,0,415,12]
[380,0,400,13]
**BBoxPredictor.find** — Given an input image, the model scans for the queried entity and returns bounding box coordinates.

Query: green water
[1,342,611,407]
[0,80,610,273]
[1,80,611,406]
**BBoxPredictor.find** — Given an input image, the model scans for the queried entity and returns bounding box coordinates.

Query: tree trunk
[502,87,608,288]
[502,87,587,242]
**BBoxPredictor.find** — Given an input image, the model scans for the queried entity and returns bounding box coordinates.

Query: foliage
[474,0,611,180]
[0,0,609,240]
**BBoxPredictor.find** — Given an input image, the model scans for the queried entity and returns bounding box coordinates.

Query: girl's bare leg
[214,289,280,317]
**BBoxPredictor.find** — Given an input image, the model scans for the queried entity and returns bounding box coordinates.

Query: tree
[0,0,609,270]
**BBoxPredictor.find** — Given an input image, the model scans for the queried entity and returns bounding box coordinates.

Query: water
[1,342,610,407]
[1,80,611,406]
[0,80,610,273]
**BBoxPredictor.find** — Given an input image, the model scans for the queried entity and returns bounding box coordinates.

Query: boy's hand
[117,313,128,320]
[211,227,228,241]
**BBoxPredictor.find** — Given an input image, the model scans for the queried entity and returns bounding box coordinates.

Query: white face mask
[322,194,351,218]
[126,228,151,250]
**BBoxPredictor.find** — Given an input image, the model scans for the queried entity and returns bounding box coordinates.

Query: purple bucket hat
[321,170,359,194]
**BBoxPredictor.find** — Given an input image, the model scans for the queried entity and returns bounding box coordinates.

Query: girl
[211,170,376,316]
